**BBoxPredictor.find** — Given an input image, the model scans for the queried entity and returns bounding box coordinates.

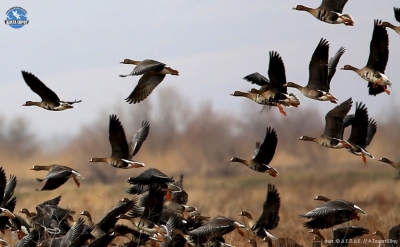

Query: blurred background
[1,1,400,245]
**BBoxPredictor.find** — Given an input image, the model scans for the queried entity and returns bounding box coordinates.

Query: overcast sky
[1,1,399,142]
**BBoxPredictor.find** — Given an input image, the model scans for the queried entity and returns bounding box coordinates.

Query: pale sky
[2,1,399,143]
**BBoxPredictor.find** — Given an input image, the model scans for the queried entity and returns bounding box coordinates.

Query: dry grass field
[1,94,399,246]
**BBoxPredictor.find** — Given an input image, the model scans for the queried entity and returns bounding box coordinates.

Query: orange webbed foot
[73,176,80,188]
[277,104,287,116]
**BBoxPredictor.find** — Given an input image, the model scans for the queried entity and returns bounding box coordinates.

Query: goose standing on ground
[300,198,367,229]
[285,38,345,104]
[21,71,81,111]
[30,165,84,191]
[298,98,353,149]
[247,51,301,116]
[119,59,179,104]
[381,7,400,34]
[229,127,279,177]
[378,158,400,180]
[373,224,400,246]
[341,20,391,96]
[89,115,149,169]
[293,0,354,25]
[238,184,280,241]
[342,102,377,164]
[310,226,369,247]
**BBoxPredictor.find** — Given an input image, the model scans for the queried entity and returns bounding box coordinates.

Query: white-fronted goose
[373,224,400,247]
[285,38,345,103]
[310,226,369,247]
[341,20,391,96]
[21,71,81,111]
[381,7,400,34]
[246,52,301,116]
[299,98,353,149]
[185,216,245,246]
[238,184,280,240]
[31,165,84,191]
[89,115,149,169]
[343,102,376,164]
[230,127,279,177]
[379,157,400,180]
[119,59,179,104]
[293,0,354,25]
[301,198,366,229]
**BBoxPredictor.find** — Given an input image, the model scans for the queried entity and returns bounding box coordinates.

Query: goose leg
[72,175,80,188]
[277,104,287,116]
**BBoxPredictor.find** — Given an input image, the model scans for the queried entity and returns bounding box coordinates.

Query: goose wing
[109,115,129,159]
[125,74,166,104]
[21,71,60,102]
[347,102,369,148]
[129,121,150,158]
[307,38,329,91]
[254,184,280,231]
[268,51,287,93]
[327,46,346,88]
[394,7,400,23]
[132,60,165,75]
[366,20,389,73]
[253,127,278,165]
[320,0,348,13]
[243,72,270,87]
[323,98,352,139]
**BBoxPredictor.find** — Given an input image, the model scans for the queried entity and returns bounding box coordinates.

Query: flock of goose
[2,1,400,247]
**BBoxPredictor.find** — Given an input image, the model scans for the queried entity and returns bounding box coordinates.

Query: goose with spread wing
[342,102,377,164]
[285,38,345,103]
[293,0,354,26]
[120,59,179,104]
[89,115,149,169]
[247,51,301,116]
[21,71,81,111]
[238,184,280,241]
[230,127,279,177]
[341,20,391,96]
[30,165,84,191]
[299,98,353,149]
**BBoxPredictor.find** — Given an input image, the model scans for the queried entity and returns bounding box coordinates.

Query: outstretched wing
[21,71,60,102]
[129,120,150,158]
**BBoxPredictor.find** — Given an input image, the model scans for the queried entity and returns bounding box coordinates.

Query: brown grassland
[1,89,400,246]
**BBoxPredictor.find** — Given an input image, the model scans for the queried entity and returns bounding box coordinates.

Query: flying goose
[30,165,84,191]
[247,51,301,116]
[342,102,377,164]
[285,38,345,103]
[89,115,149,169]
[119,59,179,104]
[298,98,353,149]
[21,71,81,111]
[293,0,354,25]
[381,7,400,34]
[341,20,391,96]
[378,158,400,180]
[301,198,366,229]
[238,184,280,241]
[230,127,279,177]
